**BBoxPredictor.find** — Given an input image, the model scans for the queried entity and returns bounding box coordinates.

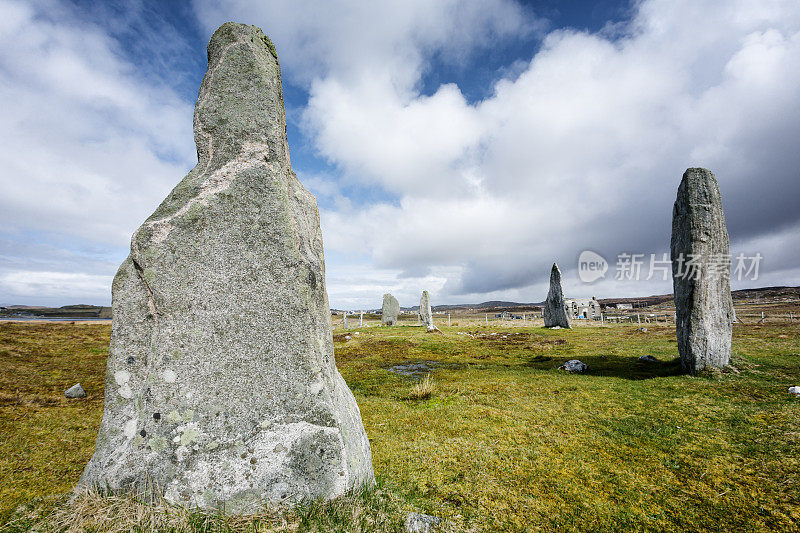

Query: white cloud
[0,0,196,246]
[3,0,799,308]
[269,0,800,303]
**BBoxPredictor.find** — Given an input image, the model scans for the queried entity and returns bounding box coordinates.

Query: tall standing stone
[381,293,399,325]
[671,168,733,373]
[79,23,373,512]
[419,290,435,331]
[543,263,571,329]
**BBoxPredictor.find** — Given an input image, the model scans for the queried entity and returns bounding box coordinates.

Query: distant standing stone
[382,293,399,325]
[419,290,436,331]
[64,383,86,398]
[671,168,733,373]
[543,263,571,329]
[406,512,441,532]
[78,22,374,512]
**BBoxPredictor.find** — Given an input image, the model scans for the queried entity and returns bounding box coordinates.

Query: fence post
[448,313,451,327]
[343,313,348,329]
[601,313,604,326]
[485,313,488,326]
[523,312,526,326]
[359,311,363,327]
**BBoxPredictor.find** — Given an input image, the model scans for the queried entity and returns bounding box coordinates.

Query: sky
[1,0,799,310]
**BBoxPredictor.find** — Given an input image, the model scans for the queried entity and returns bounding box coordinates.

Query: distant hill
[5,286,798,317]
[0,304,111,319]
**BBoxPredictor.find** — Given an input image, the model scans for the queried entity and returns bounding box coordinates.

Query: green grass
[2,321,799,531]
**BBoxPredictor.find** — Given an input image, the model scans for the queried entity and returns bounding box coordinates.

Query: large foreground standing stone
[543,263,571,329]
[382,293,399,325]
[671,168,733,373]
[79,22,374,512]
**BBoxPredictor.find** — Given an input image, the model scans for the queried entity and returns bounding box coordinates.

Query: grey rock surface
[405,512,441,532]
[560,360,588,373]
[543,263,571,329]
[671,168,733,373]
[638,355,658,363]
[65,383,86,398]
[382,293,399,325]
[79,22,374,513]
[419,290,435,330]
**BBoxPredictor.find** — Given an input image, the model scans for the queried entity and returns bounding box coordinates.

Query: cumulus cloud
[196,0,800,305]
[0,0,197,305]
[3,0,799,308]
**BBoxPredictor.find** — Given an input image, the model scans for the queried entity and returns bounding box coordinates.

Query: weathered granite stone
[79,22,374,512]
[419,290,436,331]
[382,293,399,325]
[560,360,588,373]
[406,512,441,532]
[65,383,86,398]
[543,263,571,329]
[671,168,733,373]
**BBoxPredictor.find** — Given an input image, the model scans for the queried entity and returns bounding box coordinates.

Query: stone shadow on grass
[576,355,684,380]
[524,354,684,380]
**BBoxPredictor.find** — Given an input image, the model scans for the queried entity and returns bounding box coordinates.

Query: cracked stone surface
[381,293,399,325]
[79,22,374,513]
[671,167,733,373]
[543,263,571,329]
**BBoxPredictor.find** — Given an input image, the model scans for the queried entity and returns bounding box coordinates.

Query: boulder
[671,168,733,373]
[382,293,399,325]
[405,512,441,532]
[65,383,86,398]
[78,22,374,512]
[543,263,571,329]
[638,355,658,363]
[560,360,588,373]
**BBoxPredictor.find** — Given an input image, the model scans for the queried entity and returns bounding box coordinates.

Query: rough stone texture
[543,263,571,329]
[79,23,374,513]
[671,168,733,373]
[65,383,86,398]
[406,512,441,532]
[560,360,588,373]
[419,291,435,331]
[382,293,399,325]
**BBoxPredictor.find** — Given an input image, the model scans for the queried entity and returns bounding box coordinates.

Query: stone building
[564,297,601,319]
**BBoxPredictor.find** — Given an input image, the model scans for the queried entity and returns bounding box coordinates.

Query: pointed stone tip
[207,22,278,63]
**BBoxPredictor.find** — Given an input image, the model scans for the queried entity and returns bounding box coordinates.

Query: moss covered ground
[1,320,799,531]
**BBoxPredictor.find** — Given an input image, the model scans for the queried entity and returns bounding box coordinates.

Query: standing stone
[382,293,399,325]
[79,23,373,512]
[419,290,435,331]
[543,263,571,329]
[671,168,733,373]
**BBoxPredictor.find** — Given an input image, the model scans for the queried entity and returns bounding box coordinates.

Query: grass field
[1,320,799,531]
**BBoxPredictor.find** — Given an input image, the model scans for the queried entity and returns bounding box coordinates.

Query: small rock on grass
[638,355,658,363]
[789,386,800,396]
[406,512,441,532]
[560,360,588,373]
[65,383,86,398]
